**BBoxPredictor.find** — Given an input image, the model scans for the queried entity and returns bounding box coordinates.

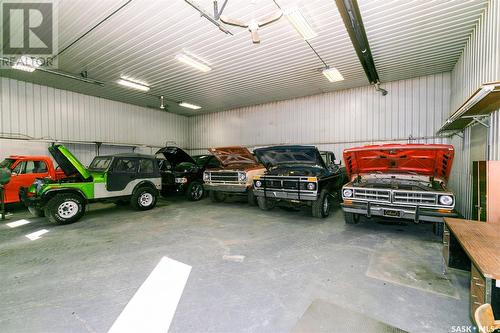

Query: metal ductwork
[335,0,387,95]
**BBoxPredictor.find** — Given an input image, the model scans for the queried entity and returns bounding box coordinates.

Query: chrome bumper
[253,188,318,201]
[341,201,458,223]
[203,183,248,193]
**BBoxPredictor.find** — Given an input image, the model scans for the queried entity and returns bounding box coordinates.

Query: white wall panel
[189,73,451,162]
[0,77,188,161]
[448,0,500,218]
[0,77,188,147]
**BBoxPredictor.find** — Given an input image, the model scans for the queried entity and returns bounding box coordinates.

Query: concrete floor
[0,197,472,333]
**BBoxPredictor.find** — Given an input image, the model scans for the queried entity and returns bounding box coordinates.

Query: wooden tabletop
[445,217,500,279]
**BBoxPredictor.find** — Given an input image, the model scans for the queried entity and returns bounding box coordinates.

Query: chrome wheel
[323,196,330,215]
[57,201,79,218]
[191,183,203,200]
[139,192,153,207]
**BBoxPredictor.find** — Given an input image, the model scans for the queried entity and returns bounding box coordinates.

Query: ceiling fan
[220,2,283,44]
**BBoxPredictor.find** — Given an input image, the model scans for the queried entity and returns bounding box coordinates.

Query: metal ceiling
[0,0,488,115]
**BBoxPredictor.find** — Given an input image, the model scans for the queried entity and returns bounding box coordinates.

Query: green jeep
[21,145,161,224]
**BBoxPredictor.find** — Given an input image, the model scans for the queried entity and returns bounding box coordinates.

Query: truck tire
[209,191,226,203]
[344,212,360,224]
[247,190,257,206]
[257,196,275,211]
[312,190,331,218]
[28,206,45,217]
[131,186,157,211]
[45,193,85,224]
[186,181,204,201]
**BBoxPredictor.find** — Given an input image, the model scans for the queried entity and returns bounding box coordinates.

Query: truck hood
[48,145,91,180]
[343,144,454,181]
[208,147,258,166]
[265,165,326,177]
[156,147,196,167]
[254,145,325,170]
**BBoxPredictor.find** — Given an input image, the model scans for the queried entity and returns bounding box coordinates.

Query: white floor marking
[108,256,192,333]
[222,254,246,262]
[25,229,49,240]
[6,219,31,228]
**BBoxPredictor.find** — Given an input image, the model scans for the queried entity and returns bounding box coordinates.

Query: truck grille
[393,191,437,205]
[353,189,390,202]
[264,178,300,190]
[208,171,239,182]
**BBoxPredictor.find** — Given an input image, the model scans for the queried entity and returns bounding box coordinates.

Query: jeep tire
[45,193,85,224]
[312,189,331,218]
[344,212,360,224]
[209,190,226,203]
[131,186,157,211]
[186,181,204,201]
[257,196,275,211]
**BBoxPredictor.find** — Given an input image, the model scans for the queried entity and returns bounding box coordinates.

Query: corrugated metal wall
[448,0,500,218]
[0,77,189,163]
[189,73,451,160]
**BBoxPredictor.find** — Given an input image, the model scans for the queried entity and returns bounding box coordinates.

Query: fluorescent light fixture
[179,102,201,110]
[12,55,40,72]
[117,77,150,91]
[284,7,317,40]
[176,53,211,73]
[322,67,344,82]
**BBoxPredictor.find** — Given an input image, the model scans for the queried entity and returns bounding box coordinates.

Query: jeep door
[4,159,50,203]
[107,157,138,192]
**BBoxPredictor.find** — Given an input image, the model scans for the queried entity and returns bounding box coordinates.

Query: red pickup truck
[0,156,65,204]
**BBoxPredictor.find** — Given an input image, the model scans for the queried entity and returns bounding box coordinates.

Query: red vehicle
[0,156,65,204]
[341,144,458,229]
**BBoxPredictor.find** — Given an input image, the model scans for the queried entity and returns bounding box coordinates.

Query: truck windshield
[0,158,15,169]
[88,157,112,171]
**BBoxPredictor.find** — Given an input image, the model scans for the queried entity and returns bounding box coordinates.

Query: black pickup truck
[156,147,219,201]
[252,145,347,218]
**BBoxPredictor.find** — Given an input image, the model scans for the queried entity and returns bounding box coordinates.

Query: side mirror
[333,159,342,166]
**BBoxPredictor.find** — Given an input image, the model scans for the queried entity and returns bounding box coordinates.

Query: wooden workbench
[443,218,500,319]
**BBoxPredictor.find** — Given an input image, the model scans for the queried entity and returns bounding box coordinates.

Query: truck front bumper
[203,183,248,193]
[253,188,318,201]
[341,201,458,223]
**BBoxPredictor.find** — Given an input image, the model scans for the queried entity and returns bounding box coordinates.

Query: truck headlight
[203,172,209,181]
[439,195,453,206]
[343,188,353,198]
[238,173,247,182]
[306,182,316,190]
[255,180,262,188]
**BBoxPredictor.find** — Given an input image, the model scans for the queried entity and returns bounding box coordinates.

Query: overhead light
[176,53,211,73]
[284,7,317,40]
[12,55,40,72]
[322,67,344,82]
[117,77,150,91]
[159,95,165,110]
[179,102,201,110]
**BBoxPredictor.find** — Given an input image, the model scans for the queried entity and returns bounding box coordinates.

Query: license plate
[384,209,401,217]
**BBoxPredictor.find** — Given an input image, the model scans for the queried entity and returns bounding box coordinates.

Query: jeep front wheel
[312,190,330,218]
[257,197,275,211]
[186,181,204,201]
[45,193,85,224]
[131,187,157,211]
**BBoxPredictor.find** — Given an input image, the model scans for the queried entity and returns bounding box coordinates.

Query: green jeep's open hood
[48,145,91,180]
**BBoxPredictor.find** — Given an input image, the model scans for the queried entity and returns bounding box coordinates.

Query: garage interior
[1,0,500,332]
